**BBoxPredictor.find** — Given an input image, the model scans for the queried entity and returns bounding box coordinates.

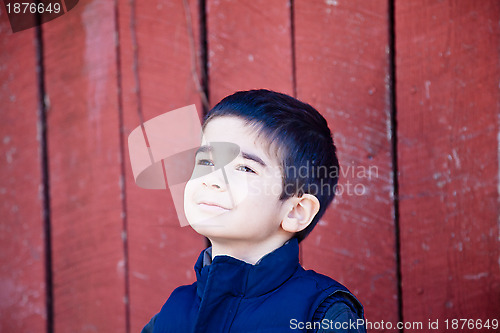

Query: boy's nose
[203,182,222,190]
[201,169,226,191]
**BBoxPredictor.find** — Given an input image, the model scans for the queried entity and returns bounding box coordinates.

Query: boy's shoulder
[161,282,198,311]
[294,267,364,317]
[291,265,350,293]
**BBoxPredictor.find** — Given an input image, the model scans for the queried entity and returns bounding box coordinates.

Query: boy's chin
[186,208,231,226]
[188,217,228,233]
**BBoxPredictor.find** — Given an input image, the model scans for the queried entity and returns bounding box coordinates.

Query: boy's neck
[209,234,292,265]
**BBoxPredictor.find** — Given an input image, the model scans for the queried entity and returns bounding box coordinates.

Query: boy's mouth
[196,201,231,211]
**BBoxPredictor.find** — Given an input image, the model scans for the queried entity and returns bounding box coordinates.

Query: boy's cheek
[246,177,282,198]
[225,174,250,205]
[246,177,263,197]
[183,180,195,198]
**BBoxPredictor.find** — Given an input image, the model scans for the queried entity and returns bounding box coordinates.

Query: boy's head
[184,89,339,245]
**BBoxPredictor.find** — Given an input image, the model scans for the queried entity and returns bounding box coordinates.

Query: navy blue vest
[153,239,363,333]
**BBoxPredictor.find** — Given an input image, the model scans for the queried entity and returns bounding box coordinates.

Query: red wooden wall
[1,0,498,332]
[0,11,47,333]
[396,1,500,328]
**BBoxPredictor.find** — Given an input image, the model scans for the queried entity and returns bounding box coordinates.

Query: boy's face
[184,116,291,244]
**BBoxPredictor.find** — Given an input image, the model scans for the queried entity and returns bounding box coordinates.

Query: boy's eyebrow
[241,151,267,167]
[196,145,266,167]
[195,145,212,155]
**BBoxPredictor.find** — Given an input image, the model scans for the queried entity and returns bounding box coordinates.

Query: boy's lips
[196,201,231,211]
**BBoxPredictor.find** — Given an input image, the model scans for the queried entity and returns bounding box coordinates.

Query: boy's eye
[197,159,214,167]
[236,165,256,174]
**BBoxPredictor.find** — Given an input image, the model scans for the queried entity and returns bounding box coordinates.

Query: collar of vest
[194,238,300,299]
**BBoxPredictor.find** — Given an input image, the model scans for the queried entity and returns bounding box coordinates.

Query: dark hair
[203,89,339,242]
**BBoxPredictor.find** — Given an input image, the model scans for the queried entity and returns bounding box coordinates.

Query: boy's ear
[281,194,320,233]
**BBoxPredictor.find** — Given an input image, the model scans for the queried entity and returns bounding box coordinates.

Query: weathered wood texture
[116,0,206,331]
[295,0,399,326]
[0,12,47,333]
[42,1,127,331]
[396,0,500,327]
[207,0,294,102]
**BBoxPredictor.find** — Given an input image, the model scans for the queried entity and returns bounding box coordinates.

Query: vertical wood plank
[396,0,500,325]
[42,0,127,331]
[207,0,294,102]
[295,0,399,325]
[117,0,206,331]
[0,12,47,333]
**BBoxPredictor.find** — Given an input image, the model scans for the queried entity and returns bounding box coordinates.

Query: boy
[142,90,366,332]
